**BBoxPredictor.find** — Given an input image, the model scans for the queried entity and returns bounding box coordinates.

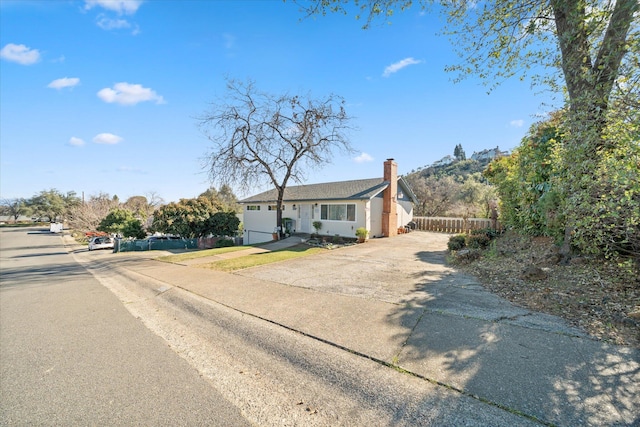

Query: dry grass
[454,232,640,348]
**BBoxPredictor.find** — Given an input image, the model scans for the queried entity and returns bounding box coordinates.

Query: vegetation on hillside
[404,154,499,218]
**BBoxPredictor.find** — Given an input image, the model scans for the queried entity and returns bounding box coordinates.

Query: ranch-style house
[239,159,418,245]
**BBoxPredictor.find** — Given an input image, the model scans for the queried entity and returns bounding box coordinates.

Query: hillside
[408,158,494,181]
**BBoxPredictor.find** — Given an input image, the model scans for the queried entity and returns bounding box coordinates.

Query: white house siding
[243,205,279,245]
[242,200,374,244]
[312,199,367,239]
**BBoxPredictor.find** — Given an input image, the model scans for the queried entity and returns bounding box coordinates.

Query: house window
[246,205,260,211]
[268,205,284,211]
[320,204,356,221]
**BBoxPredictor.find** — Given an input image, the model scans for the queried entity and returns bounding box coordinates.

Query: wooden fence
[412,217,502,234]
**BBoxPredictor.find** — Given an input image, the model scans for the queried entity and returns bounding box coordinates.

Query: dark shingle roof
[240,178,389,203]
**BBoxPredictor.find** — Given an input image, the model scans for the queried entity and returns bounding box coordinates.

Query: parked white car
[88,236,114,251]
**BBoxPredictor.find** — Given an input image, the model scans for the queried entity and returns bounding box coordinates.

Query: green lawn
[157,246,250,263]
[197,245,324,272]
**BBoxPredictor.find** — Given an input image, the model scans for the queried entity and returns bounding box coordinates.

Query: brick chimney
[382,158,398,237]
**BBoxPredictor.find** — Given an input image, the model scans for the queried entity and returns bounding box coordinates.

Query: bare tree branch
[198,78,355,237]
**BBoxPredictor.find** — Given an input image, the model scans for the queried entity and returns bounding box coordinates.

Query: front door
[299,204,311,233]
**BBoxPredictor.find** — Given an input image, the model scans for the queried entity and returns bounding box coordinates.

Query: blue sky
[0,0,555,203]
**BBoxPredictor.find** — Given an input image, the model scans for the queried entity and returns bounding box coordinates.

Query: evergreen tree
[454,144,466,161]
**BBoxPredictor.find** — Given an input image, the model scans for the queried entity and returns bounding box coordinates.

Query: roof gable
[240,178,388,203]
[398,177,419,204]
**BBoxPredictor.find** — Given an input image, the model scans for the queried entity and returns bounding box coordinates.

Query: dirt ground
[453,232,640,348]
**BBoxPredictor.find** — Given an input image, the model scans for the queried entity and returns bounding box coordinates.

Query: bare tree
[67,192,119,232]
[145,191,164,210]
[199,79,354,237]
[405,175,462,217]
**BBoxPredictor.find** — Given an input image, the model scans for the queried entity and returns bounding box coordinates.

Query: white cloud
[93,133,123,145]
[382,57,422,77]
[96,15,131,30]
[354,152,374,163]
[0,43,40,65]
[510,119,525,127]
[68,137,85,147]
[95,15,140,34]
[48,77,80,90]
[84,0,142,15]
[97,82,165,105]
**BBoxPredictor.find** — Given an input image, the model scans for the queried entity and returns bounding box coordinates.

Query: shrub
[122,219,146,239]
[466,233,491,249]
[355,227,368,240]
[471,228,502,240]
[215,238,235,248]
[447,234,467,251]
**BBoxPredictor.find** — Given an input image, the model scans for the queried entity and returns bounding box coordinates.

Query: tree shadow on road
[0,263,89,289]
[386,247,640,426]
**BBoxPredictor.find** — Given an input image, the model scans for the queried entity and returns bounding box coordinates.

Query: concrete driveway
[235,232,589,336]
[236,232,455,304]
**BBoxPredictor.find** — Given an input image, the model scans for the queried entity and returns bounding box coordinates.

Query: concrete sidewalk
[72,233,640,426]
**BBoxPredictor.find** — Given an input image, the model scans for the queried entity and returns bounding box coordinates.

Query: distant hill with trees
[404,146,505,218]
[411,157,493,181]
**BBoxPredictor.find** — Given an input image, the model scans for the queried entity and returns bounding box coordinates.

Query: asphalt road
[0,227,250,426]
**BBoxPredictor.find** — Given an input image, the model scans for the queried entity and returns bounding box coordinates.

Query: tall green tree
[0,198,30,222]
[199,78,354,238]
[486,110,639,265]
[151,196,224,238]
[199,184,241,213]
[218,184,241,213]
[123,196,147,218]
[98,208,144,238]
[121,219,147,239]
[28,189,80,222]
[484,112,564,236]
[559,106,640,263]
[199,187,219,201]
